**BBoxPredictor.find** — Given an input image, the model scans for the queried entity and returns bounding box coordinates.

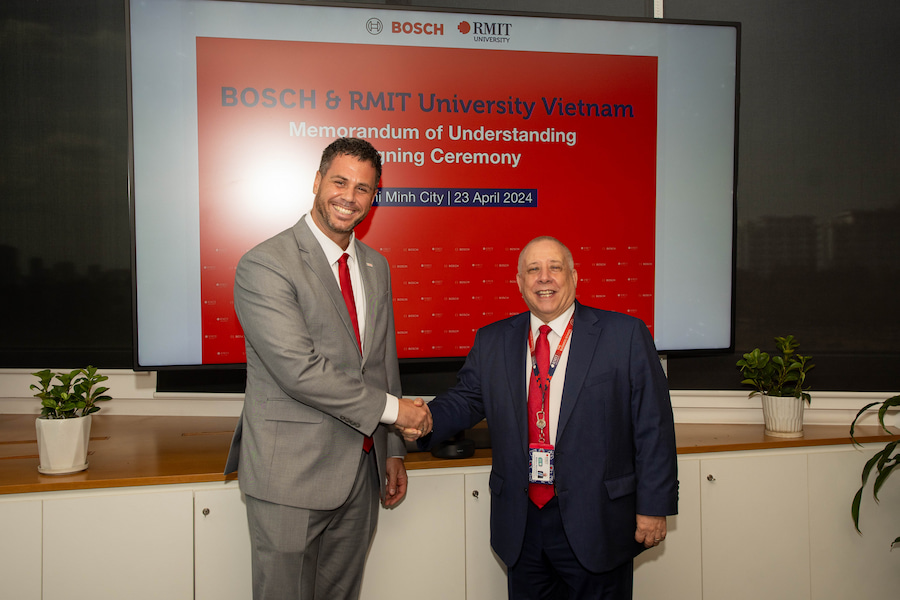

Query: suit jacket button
[361,367,366,374]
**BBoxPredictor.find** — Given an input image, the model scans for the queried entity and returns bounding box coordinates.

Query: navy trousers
[507,496,634,600]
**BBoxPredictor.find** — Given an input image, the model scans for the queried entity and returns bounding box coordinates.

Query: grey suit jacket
[224,215,405,510]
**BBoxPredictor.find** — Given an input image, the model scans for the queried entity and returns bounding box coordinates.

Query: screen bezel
[126,0,740,371]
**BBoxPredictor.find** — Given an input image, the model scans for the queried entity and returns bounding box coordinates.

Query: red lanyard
[528,314,575,399]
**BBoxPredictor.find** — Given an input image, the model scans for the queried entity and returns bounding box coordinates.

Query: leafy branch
[850,394,900,549]
[31,366,112,419]
[736,335,814,403]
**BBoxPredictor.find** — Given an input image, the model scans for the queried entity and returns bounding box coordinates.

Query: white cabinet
[634,457,703,599]
[362,471,467,600]
[699,452,810,600]
[42,488,194,600]
[2,444,898,599]
[464,471,508,600]
[191,470,505,600]
[0,497,42,600]
[195,486,253,600]
[808,447,900,600]
[635,447,900,600]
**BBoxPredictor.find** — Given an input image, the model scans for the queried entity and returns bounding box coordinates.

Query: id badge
[528,443,555,485]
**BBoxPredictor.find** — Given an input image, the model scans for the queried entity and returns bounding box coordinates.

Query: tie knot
[338,253,350,266]
[539,324,552,338]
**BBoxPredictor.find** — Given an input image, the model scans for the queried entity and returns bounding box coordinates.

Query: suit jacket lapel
[293,217,360,356]
[356,244,378,363]
[557,303,602,442]
[503,314,530,455]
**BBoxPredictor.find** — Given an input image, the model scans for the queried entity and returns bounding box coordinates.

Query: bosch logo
[391,21,444,35]
[366,18,383,35]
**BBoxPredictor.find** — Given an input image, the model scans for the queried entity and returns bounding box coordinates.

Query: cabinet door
[633,456,703,598]
[361,471,467,600]
[808,447,900,600]
[43,489,194,600]
[464,471,508,600]
[0,498,42,600]
[700,452,810,600]
[195,485,253,600]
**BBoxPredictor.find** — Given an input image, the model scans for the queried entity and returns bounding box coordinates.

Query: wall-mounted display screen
[129,0,739,368]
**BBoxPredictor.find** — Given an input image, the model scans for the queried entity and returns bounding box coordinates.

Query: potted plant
[736,335,814,438]
[30,366,112,474]
[850,394,899,549]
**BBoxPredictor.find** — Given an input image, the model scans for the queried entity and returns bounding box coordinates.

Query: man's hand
[635,514,667,548]
[383,457,408,508]
[395,397,432,438]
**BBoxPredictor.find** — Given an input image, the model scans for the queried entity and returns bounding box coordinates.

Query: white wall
[3,368,896,428]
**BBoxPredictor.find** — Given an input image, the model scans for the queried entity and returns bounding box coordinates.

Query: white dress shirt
[525,303,576,447]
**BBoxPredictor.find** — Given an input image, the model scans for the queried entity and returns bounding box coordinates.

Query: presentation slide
[195,38,657,362]
[130,1,738,367]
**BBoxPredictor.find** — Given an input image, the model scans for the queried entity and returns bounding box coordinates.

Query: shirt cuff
[380,393,399,424]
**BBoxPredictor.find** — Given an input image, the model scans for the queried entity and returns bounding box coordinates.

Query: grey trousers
[245,451,379,600]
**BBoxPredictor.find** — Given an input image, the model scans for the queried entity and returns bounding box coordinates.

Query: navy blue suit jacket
[420,302,678,573]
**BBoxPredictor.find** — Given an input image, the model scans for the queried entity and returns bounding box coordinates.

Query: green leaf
[851,401,882,443]
[852,486,864,532]
[873,456,898,500]
[877,395,900,433]
[860,452,881,488]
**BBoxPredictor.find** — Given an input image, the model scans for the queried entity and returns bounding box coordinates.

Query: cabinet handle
[472,490,479,498]
[707,474,716,482]
[202,508,210,516]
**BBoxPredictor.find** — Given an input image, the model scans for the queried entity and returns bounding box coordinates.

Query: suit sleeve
[235,247,386,436]
[630,321,679,516]
[417,329,490,450]
[382,266,407,458]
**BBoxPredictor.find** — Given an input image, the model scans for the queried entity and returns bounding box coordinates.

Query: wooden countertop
[2,414,897,495]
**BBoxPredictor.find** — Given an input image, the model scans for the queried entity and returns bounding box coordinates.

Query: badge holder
[529,443,555,485]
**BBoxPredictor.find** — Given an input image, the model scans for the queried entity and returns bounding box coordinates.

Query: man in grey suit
[225,138,431,600]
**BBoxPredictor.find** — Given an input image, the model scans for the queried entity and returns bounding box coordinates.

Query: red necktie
[338,253,372,453]
[528,324,554,508]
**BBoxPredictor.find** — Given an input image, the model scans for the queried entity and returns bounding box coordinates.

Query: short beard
[314,200,366,235]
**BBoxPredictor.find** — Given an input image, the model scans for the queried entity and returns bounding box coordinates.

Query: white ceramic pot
[760,394,805,438]
[35,415,92,474]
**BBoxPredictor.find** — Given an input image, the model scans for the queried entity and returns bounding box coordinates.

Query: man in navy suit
[407,236,677,599]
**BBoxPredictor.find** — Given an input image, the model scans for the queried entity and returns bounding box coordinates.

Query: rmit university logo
[458,20,512,43]
[366,18,383,35]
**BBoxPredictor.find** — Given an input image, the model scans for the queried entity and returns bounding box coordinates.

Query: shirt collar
[306,212,357,266]
[529,303,576,338]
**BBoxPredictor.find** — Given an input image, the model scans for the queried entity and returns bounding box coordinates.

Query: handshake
[395,397,433,442]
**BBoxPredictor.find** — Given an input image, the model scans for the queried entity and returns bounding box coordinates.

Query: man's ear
[312,170,322,194]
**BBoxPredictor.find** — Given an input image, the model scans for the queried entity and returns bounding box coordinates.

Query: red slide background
[196,38,658,363]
